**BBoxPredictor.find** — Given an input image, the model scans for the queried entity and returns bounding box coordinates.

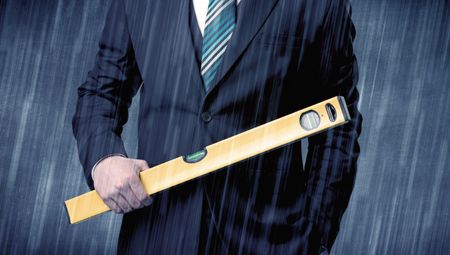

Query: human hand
[92,156,153,213]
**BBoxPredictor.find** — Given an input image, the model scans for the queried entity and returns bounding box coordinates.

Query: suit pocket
[257,33,304,48]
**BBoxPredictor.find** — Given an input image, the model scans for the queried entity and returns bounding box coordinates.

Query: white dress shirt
[193,0,241,36]
[193,0,210,36]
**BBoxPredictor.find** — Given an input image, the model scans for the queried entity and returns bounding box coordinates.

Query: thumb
[135,159,150,172]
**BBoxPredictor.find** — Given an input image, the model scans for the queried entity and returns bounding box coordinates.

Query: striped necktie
[200,0,237,91]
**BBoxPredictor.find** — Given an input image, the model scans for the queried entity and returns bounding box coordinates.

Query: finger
[104,198,122,214]
[132,160,153,206]
[112,192,132,213]
[123,182,143,209]
[129,175,153,206]
[135,160,150,172]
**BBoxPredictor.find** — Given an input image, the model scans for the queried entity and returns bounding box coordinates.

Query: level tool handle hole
[325,103,337,122]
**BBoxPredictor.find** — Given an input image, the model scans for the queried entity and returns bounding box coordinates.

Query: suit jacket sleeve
[72,0,142,190]
[302,0,363,251]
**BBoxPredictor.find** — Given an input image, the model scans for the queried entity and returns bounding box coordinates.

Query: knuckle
[112,187,121,195]
[132,201,140,208]
[103,198,111,206]
[115,181,126,190]
[125,174,134,181]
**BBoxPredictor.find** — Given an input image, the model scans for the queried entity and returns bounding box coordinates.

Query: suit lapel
[180,0,207,96]
[205,0,280,97]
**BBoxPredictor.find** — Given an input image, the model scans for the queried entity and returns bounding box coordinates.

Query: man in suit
[72,0,362,254]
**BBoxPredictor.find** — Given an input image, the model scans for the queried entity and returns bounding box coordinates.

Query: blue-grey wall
[0,0,449,254]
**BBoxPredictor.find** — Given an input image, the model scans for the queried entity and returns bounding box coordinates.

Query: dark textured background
[0,0,449,254]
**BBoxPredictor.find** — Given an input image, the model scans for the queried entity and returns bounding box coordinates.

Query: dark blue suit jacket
[72,0,362,254]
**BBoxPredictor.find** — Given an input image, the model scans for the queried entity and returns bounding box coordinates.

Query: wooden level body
[65,96,350,224]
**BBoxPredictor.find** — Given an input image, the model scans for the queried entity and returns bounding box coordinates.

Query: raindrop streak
[0,0,449,254]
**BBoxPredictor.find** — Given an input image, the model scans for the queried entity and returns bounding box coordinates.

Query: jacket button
[201,112,212,123]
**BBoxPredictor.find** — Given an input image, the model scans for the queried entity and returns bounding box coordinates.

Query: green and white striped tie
[200,0,238,91]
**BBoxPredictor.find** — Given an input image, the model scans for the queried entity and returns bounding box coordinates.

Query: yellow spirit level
[65,96,350,224]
